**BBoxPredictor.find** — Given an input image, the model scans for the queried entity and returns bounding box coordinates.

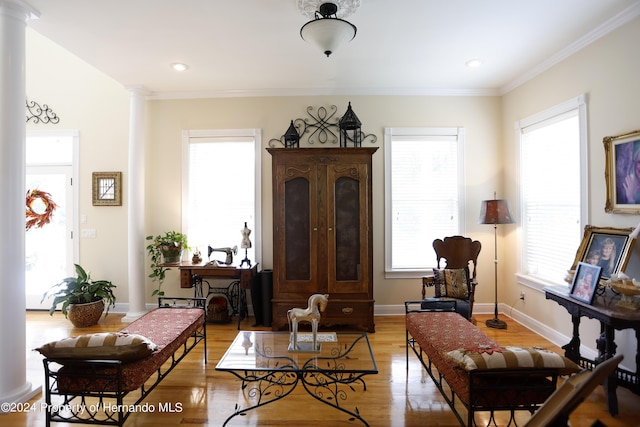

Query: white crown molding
[4,0,40,20]
[500,2,640,95]
[145,86,499,100]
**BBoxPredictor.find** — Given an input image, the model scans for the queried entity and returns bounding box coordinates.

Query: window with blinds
[181,129,261,264]
[518,95,587,286]
[384,127,465,277]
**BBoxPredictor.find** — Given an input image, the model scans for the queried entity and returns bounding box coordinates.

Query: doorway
[25,131,77,309]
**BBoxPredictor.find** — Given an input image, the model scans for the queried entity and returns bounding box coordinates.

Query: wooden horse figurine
[287,293,329,352]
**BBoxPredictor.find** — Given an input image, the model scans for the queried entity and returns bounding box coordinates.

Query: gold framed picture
[569,225,635,281]
[604,129,640,213]
[92,172,122,206]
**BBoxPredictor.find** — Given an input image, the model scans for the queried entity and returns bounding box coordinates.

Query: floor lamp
[479,194,514,329]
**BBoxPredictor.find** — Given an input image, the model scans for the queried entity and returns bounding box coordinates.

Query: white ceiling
[25,0,640,99]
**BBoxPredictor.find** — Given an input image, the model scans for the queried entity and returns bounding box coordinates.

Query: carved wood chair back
[433,235,482,281]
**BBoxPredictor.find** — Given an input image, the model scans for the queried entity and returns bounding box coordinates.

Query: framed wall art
[570,225,635,281]
[570,262,602,304]
[92,172,122,206]
[604,129,640,213]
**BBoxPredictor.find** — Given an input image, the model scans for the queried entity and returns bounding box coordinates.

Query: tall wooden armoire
[268,147,377,332]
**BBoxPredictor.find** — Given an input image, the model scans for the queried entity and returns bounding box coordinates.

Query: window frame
[515,94,589,290]
[181,129,262,266]
[384,127,466,278]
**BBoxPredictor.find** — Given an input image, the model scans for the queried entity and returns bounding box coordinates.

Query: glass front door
[25,130,76,310]
[25,166,73,309]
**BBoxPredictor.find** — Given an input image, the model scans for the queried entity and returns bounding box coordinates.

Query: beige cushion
[446,346,581,375]
[433,268,469,299]
[35,332,157,362]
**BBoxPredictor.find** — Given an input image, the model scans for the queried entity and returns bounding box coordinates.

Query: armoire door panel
[284,177,310,281]
[273,163,318,295]
[327,163,369,294]
[334,176,360,281]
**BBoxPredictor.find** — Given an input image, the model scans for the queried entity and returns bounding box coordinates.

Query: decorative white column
[0,0,40,407]
[122,86,148,322]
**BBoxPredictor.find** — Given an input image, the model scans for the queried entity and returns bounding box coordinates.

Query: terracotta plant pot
[67,299,105,328]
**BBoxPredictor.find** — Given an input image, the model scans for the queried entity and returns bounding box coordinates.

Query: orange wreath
[26,189,57,230]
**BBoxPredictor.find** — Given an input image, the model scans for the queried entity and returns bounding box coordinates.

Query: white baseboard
[0,382,41,412]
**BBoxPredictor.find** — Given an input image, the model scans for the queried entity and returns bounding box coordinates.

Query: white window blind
[519,99,585,285]
[384,128,464,276]
[182,130,261,264]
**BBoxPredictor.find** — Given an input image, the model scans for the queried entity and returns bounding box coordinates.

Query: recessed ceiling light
[171,62,189,72]
[465,59,483,68]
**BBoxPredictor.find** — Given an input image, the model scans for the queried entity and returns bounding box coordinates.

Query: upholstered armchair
[421,235,481,321]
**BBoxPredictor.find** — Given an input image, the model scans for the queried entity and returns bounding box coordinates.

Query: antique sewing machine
[207,245,238,265]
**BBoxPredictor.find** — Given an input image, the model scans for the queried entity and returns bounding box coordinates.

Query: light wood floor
[5,311,640,426]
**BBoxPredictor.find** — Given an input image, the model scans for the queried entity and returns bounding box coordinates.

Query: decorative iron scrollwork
[269,105,377,148]
[355,130,377,146]
[26,99,60,124]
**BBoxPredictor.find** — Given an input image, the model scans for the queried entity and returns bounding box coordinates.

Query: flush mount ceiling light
[171,62,189,71]
[465,58,484,68]
[300,2,357,57]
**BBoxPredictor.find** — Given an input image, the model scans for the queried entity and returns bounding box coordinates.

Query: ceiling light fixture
[465,59,483,68]
[171,62,189,72]
[300,2,357,57]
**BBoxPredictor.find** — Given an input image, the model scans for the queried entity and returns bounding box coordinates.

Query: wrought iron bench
[405,303,581,426]
[40,297,206,426]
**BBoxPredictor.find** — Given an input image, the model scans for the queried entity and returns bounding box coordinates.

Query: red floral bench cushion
[407,312,495,403]
[56,307,204,393]
[406,312,560,406]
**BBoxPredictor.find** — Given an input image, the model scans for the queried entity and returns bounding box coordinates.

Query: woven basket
[207,296,229,323]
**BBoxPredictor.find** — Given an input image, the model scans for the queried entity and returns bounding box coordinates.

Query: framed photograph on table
[570,262,602,304]
[604,129,640,213]
[570,225,635,281]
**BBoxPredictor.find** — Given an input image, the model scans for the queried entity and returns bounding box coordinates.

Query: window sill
[516,273,569,292]
[385,269,435,279]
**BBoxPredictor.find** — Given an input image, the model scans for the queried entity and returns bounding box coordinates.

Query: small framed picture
[92,172,122,206]
[570,262,602,304]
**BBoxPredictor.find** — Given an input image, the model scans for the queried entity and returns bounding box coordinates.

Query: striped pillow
[446,346,581,375]
[35,332,157,362]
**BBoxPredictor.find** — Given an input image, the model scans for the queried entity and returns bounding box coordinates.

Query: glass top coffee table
[216,331,378,426]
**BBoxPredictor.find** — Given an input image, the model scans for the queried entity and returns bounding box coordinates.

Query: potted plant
[41,264,117,328]
[146,231,190,297]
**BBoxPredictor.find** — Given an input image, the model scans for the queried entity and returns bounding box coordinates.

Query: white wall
[26,29,130,305]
